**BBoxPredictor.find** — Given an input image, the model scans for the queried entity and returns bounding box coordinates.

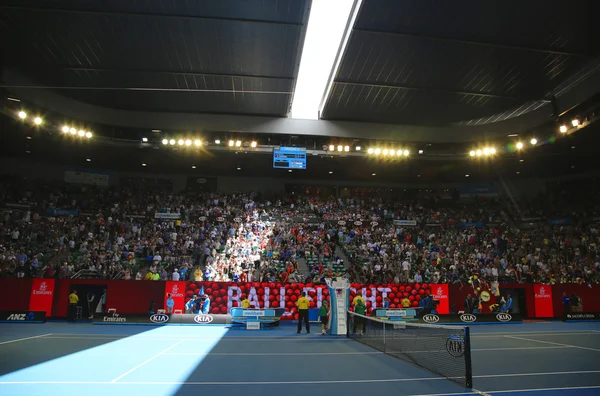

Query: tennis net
[347,311,472,388]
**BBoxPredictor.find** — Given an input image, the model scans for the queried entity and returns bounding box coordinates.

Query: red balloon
[406,286,412,293]
[412,301,419,307]
[286,301,293,308]
[306,283,314,288]
[409,295,415,301]
[394,298,400,304]
[188,283,197,290]
[388,292,395,299]
[286,289,293,296]
[221,306,228,314]
[294,289,301,296]
[391,287,398,293]
[291,307,297,314]
[415,283,421,290]
[366,290,372,297]
[291,295,298,302]
[366,301,372,307]
[416,295,422,301]
[390,304,397,309]
[258,301,264,307]
[376,296,382,302]
[271,288,279,296]
[232,301,239,307]
[399,286,405,292]
[403,292,409,298]
[261,282,268,288]
[269,295,275,302]
[422,284,429,289]
[222,296,228,303]
[269,282,275,289]
[419,289,425,295]
[411,289,417,296]
[309,291,317,297]
[186,290,193,297]
[323,289,329,296]
[194,288,200,295]
[212,283,219,290]
[299,283,305,289]
[294,313,299,320]
[272,301,280,308]
[258,288,264,295]
[309,302,315,308]
[215,297,222,303]
[206,288,213,295]
[213,290,220,297]
[368,284,375,289]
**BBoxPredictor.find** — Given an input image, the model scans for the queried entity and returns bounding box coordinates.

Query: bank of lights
[367,148,409,157]
[61,125,92,138]
[469,147,496,157]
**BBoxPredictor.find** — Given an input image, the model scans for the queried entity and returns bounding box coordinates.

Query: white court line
[110,339,186,383]
[504,335,600,353]
[0,333,52,345]
[472,331,600,338]
[407,385,600,396]
[2,370,599,386]
[41,335,347,342]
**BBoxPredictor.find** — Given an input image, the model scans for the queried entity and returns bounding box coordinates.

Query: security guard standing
[296,291,310,334]
[68,290,79,322]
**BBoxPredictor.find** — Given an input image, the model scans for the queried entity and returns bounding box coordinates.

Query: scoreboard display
[273,147,306,169]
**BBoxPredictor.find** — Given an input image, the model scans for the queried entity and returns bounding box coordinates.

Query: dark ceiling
[1,0,598,128]
[0,0,308,116]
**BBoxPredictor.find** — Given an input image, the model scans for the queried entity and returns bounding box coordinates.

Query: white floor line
[504,335,600,352]
[163,351,385,356]
[472,331,600,338]
[42,335,347,342]
[2,370,598,386]
[110,339,186,383]
[407,385,600,396]
[471,388,491,396]
[0,333,52,345]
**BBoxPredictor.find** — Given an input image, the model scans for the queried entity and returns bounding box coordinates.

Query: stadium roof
[2,0,600,144]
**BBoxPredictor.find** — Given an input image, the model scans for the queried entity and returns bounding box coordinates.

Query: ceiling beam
[55,67,295,81]
[0,5,303,26]
[334,80,551,102]
[353,28,588,57]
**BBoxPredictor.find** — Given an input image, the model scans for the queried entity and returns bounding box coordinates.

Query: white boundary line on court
[0,333,52,345]
[110,339,186,383]
[504,335,600,352]
[407,385,600,396]
[2,369,600,386]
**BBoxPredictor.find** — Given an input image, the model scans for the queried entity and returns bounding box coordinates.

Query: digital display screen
[273,147,306,169]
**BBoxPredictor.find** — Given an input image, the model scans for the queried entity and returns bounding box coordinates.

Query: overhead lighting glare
[7,97,20,102]
[344,145,350,152]
[291,0,363,119]
[85,132,92,139]
[403,150,409,157]
[469,151,476,157]
[355,146,361,151]
[18,111,27,119]
[78,130,85,137]
[329,144,335,151]
[389,149,395,156]
[142,163,147,167]
[194,140,202,147]
[476,150,482,157]
[418,150,424,154]
[229,140,235,147]
[250,141,257,148]
[169,139,176,145]
[185,139,192,146]
[215,139,221,145]
[483,148,490,155]
[530,138,537,145]
[162,139,168,145]
[328,171,333,174]
[235,140,241,147]
[178,139,185,146]
[337,145,343,152]
[142,137,148,142]
[367,148,374,154]
[490,147,496,155]
[86,158,91,162]
[34,117,43,125]
[69,128,77,135]
[192,165,196,169]
[571,119,579,127]
[382,149,389,155]
[62,126,70,133]
[516,142,523,150]
[151,129,161,133]
[374,148,381,155]
[507,134,518,137]
[559,125,568,133]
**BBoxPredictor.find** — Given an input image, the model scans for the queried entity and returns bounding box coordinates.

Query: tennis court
[1,320,599,396]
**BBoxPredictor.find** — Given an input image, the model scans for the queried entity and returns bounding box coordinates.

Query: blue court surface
[1,321,599,396]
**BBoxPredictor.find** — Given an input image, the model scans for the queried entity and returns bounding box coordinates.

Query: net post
[464,326,473,388]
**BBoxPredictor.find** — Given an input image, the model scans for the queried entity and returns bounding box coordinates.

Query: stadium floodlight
[62,126,70,133]
[229,140,235,147]
[483,148,490,155]
[329,144,335,151]
[290,0,363,120]
[185,139,192,146]
[70,128,77,135]
[169,139,176,145]
[403,150,409,156]
[235,140,241,147]
[250,141,257,148]
[85,132,92,138]
[78,130,85,137]
[516,142,523,149]
[571,119,579,127]
[337,145,343,152]
[356,146,361,151]
[490,147,496,155]
[194,140,202,147]
[476,150,482,156]
[18,111,27,119]
[178,139,184,146]
[389,149,396,156]
[142,137,148,142]
[374,148,381,155]
[469,151,476,157]
[382,149,389,155]
[215,139,221,144]
[34,117,43,125]
[367,148,374,154]
[162,139,168,145]
[530,138,537,145]
[559,125,567,133]
[418,149,424,154]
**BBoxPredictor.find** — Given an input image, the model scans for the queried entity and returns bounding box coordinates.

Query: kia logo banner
[150,314,170,323]
[193,315,214,324]
[422,314,440,323]
[93,313,231,325]
[418,313,522,324]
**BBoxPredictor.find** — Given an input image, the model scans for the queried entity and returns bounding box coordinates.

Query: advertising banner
[0,311,46,323]
[459,222,485,229]
[47,208,79,217]
[418,312,522,324]
[29,278,55,316]
[533,284,554,317]
[154,212,181,220]
[92,312,231,325]
[182,281,443,320]
[393,220,417,226]
[64,169,110,187]
[566,312,600,321]
[164,281,186,313]
[547,218,572,225]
